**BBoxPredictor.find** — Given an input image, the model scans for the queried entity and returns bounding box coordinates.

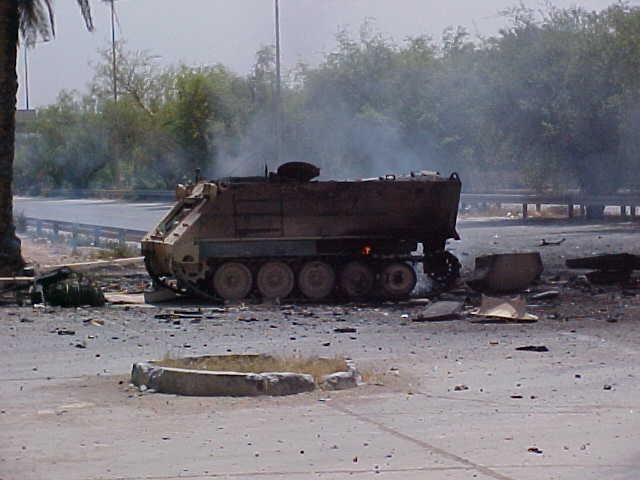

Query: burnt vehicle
[142,162,462,302]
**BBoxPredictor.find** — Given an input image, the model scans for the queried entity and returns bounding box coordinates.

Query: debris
[45,280,105,308]
[530,290,560,300]
[42,257,145,273]
[412,301,463,322]
[586,270,632,285]
[155,312,202,320]
[566,254,640,271]
[104,293,146,305]
[56,329,75,336]
[334,327,357,333]
[527,447,543,454]
[540,238,566,246]
[144,287,181,303]
[603,384,612,390]
[516,345,549,352]
[470,295,538,322]
[454,384,469,391]
[34,268,72,289]
[467,253,543,293]
[566,254,639,284]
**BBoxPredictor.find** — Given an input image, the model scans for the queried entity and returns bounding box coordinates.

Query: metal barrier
[460,193,639,219]
[25,218,146,243]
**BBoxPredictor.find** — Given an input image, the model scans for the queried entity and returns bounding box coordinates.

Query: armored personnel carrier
[142,162,461,302]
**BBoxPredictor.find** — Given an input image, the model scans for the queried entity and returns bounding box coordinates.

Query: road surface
[14,196,640,274]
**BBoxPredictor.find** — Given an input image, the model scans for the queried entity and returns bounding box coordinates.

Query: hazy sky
[18,0,627,108]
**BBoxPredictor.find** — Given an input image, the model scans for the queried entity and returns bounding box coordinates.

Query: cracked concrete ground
[2,219,640,480]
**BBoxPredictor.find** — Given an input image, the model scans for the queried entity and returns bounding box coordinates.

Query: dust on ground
[3,219,640,480]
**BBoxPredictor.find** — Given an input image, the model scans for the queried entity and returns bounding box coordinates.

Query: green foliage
[14,4,640,193]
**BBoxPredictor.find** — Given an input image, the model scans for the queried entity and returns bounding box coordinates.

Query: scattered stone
[454,385,469,391]
[603,384,612,390]
[334,327,357,333]
[56,329,75,336]
[516,345,549,352]
[528,447,543,454]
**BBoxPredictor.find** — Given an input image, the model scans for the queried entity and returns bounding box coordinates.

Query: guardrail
[19,188,640,222]
[460,193,639,218]
[24,218,147,244]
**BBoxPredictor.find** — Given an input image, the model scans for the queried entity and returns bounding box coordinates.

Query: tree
[0,0,93,275]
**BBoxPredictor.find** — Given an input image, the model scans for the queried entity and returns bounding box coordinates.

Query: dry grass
[156,354,349,378]
[359,368,386,385]
[90,242,139,260]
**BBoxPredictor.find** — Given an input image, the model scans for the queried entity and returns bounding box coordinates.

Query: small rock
[603,384,612,390]
[528,447,543,454]
[516,345,549,352]
[334,327,357,333]
[454,385,469,391]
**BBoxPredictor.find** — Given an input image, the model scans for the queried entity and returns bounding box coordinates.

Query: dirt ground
[2,219,640,480]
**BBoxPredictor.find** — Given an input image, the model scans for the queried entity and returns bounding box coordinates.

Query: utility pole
[274,0,282,165]
[109,0,118,102]
[23,46,29,110]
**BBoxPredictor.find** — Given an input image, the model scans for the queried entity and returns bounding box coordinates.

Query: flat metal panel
[199,240,317,258]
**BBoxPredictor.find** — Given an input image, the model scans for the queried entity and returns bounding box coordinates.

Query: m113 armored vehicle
[142,162,461,302]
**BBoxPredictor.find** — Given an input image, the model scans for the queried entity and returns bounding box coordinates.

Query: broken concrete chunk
[412,301,463,322]
[467,253,543,293]
[320,371,359,391]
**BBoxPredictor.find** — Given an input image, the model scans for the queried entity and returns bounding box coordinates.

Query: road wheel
[256,261,295,300]
[380,262,416,299]
[340,261,375,298]
[298,261,335,301]
[212,262,253,301]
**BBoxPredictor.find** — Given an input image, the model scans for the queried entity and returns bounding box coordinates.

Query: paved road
[14,196,640,275]
[14,197,173,231]
[2,294,640,480]
[4,197,640,480]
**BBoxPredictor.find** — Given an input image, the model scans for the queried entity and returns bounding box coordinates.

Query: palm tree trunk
[0,1,24,275]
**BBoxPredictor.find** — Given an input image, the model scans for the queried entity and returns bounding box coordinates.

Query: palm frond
[76,0,94,31]
[18,0,55,45]
[18,0,93,45]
